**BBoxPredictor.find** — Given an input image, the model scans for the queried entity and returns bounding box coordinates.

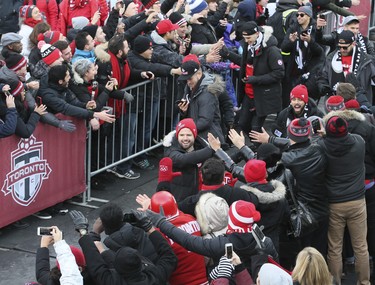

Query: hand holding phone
[251,223,266,248]
[37,227,52,236]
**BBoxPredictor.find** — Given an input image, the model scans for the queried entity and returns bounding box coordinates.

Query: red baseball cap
[156,19,179,35]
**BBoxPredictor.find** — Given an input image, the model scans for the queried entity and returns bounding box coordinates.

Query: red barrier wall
[0,117,86,228]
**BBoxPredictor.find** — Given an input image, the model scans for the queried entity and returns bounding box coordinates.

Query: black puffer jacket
[227,26,284,117]
[281,140,329,221]
[103,223,158,264]
[317,133,366,203]
[163,133,214,202]
[79,231,177,285]
[190,20,217,45]
[240,181,287,238]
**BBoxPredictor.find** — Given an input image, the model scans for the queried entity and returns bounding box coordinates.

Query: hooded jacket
[240,181,287,239]
[181,72,225,143]
[79,230,177,285]
[325,110,375,179]
[103,223,158,264]
[318,130,366,203]
[227,26,284,117]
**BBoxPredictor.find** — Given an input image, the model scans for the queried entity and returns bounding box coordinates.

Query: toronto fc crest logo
[2,136,52,206]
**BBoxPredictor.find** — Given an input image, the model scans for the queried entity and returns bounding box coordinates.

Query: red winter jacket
[161,212,209,285]
[59,0,98,36]
[24,0,59,30]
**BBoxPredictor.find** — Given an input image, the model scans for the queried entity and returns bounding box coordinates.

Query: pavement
[0,144,359,285]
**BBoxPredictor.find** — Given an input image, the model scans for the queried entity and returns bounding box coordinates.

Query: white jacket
[53,240,83,285]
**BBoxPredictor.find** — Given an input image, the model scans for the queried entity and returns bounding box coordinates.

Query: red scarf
[24,18,42,28]
[108,51,130,117]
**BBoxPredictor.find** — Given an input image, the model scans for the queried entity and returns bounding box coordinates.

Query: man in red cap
[274,84,323,138]
[163,118,214,201]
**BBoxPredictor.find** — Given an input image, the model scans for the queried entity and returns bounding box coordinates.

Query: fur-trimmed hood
[323,109,366,123]
[260,26,277,49]
[94,42,110,63]
[195,192,229,236]
[206,74,225,96]
[240,180,286,204]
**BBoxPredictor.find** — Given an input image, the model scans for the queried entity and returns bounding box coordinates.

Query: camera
[225,243,233,259]
[37,227,52,236]
[123,213,136,224]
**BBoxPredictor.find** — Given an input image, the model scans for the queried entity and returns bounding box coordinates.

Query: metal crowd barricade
[73,77,179,208]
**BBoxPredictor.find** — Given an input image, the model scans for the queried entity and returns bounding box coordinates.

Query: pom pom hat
[227,200,261,233]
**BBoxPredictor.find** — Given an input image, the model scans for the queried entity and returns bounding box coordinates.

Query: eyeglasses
[338,44,351,50]
[297,13,305,18]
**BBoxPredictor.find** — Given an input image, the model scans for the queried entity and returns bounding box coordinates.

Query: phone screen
[312,119,321,132]
[36,96,43,106]
[252,224,266,242]
[37,227,52,236]
[225,243,233,259]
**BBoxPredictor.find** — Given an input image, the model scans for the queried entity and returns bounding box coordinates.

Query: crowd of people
[1,0,375,284]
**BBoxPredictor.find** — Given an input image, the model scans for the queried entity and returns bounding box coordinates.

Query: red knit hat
[41,44,62,66]
[10,81,24,97]
[56,245,86,269]
[183,54,200,64]
[287,118,311,143]
[244,159,267,184]
[176,118,197,138]
[326,95,345,112]
[344,99,360,110]
[19,5,36,19]
[326,116,348,137]
[38,31,63,45]
[290,84,308,104]
[227,200,261,234]
[5,53,27,71]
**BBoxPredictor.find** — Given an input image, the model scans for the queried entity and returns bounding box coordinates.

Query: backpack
[267,8,298,47]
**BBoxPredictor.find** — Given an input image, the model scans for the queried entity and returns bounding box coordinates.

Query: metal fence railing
[72,77,181,207]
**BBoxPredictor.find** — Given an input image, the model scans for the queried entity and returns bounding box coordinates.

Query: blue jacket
[72,49,96,64]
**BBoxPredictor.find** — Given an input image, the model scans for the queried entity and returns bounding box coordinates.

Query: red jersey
[161,212,208,285]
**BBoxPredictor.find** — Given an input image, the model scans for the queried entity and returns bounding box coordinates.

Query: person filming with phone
[35,225,92,285]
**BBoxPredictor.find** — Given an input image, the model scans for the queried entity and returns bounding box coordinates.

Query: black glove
[263,237,279,261]
[209,256,234,280]
[69,210,89,233]
[146,209,166,228]
[219,45,230,59]
[58,120,76,132]
[131,210,153,232]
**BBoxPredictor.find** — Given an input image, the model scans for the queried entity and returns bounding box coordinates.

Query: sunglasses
[297,13,305,18]
[338,44,351,50]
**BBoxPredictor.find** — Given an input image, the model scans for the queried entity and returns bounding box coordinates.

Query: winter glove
[69,210,89,233]
[58,120,76,132]
[123,91,134,103]
[145,209,166,228]
[158,157,182,183]
[209,256,234,280]
[131,210,153,232]
[258,237,279,261]
[219,45,230,59]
